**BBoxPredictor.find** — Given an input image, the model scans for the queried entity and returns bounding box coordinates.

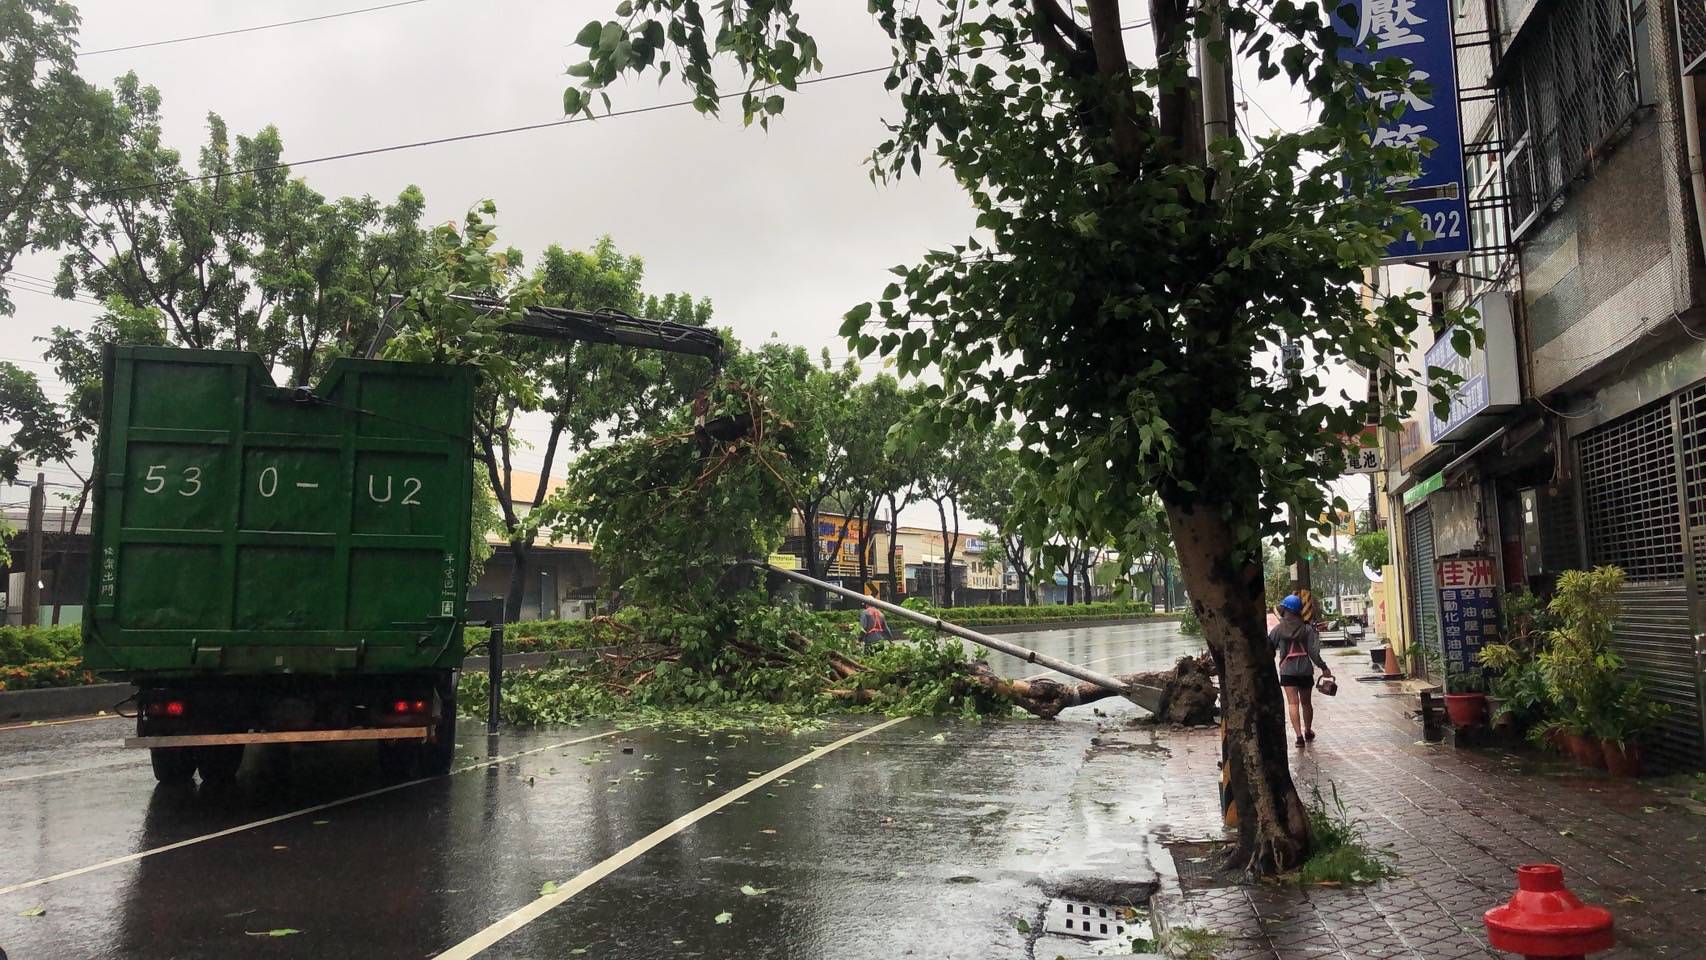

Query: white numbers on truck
[143,464,202,497]
[367,475,422,506]
[258,466,279,498]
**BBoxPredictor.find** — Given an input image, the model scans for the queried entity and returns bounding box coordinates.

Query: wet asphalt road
[0,622,1204,960]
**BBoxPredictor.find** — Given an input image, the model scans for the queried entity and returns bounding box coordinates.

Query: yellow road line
[0,714,125,733]
[434,715,911,959]
[0,727,622,898]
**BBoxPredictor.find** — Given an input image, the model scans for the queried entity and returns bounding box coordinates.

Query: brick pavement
[1147,652,1706,959]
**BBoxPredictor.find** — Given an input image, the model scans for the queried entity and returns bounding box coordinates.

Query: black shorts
[1279,674,1312,689]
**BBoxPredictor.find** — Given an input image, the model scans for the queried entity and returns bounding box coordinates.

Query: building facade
[1380,0,1706,767]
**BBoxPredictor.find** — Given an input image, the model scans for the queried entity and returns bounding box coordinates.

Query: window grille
[1579,400,1684,582]
[1498,0,1641,237]
[1682,0,1706,75]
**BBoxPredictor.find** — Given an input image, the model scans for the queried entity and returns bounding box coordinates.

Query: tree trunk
[1165,497,1311,876]
[48,479,93,625]
[504,541,532,623]
[801,503,826,609]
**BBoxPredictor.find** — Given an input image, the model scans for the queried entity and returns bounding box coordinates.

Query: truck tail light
[146,699,186,717]
[389,699,430,715]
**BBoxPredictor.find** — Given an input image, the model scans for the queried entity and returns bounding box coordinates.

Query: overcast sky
[2,0,1335,529]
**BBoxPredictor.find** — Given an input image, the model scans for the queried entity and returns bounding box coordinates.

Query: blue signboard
[1436,557,1498,678]
[1335,0,1472,262]
[1425,330,1487,442]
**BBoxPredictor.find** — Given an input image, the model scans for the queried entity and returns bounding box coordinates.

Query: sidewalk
[1148,651,1706,959]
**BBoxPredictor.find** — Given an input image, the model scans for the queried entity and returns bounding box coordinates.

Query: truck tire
[150,747,198,784]
[421,678,458,777]
[197,745,244,783]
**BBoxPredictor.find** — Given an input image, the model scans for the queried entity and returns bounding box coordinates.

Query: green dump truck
[83,346,476,784]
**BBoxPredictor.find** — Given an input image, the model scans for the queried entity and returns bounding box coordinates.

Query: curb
[0,682,132,724]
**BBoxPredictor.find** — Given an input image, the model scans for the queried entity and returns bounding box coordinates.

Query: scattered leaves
[245,929,302,938]
[18,906,45,918]
[714,911,733,924]
[541,881,560,896]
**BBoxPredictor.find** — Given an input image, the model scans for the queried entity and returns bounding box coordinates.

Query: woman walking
[1271,594,1332,747]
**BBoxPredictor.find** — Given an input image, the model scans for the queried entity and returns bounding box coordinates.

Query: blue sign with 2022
[1335,0,1472,263]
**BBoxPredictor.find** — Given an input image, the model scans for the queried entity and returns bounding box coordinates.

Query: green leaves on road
[244,929,302,938]
[714,911,733,924]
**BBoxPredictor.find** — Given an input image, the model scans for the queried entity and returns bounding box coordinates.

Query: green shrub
[0,658,96,691]
[1178,604,1201,636]
[0,625,82,667]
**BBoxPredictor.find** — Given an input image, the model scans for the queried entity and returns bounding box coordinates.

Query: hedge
[502,618,615,654]
[816,600,1181,628]
[0,625,82,667]
[0,658,97,691]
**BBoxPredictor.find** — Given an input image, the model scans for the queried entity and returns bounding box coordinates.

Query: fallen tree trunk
[961,653,1218,723]
[828,653,1218,723]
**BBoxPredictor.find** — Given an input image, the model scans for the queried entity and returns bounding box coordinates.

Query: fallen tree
[463,601,1217,727]
[472,352,1217,727]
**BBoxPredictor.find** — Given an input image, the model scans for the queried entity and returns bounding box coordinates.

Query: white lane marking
[0,727,622,898]
[0,756,145,786]
[434,715,911,960]
[0,714,126,734]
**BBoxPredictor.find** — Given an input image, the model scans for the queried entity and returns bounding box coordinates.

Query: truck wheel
[197,745,244,783]
[421,678,458,777]
[150,747,198,784]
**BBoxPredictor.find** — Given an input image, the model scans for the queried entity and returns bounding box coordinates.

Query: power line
[0,278,105,309]
[35,22,1153,212]
[78,0,436,57]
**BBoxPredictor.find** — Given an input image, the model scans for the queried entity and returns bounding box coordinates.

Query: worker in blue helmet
[1271,593,1332,748]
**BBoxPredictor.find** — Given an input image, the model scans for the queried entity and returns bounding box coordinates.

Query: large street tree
[966,445,1040,606]
[0,0,120,316]
[566,0,1451,872]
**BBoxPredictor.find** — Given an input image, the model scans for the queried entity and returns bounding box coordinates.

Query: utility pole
[22,473,44,627]
[1282,340,1312,595]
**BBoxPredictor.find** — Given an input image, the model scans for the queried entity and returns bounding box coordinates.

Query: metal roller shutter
[1580,395,1703,769]
[1406,504,1439,682]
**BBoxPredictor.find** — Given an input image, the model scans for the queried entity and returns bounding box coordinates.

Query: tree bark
[1165,497,1310,875]
[935,496,959,608]
[504,541,530,623]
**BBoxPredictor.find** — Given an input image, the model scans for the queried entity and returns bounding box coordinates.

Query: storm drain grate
[1044,898,1151,950]
[1165,839,1236,892]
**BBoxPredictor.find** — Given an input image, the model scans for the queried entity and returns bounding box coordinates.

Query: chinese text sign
[1436,557,1498,677]
[1335,0,1472,262]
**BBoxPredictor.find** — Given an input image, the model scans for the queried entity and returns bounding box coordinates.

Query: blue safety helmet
[1279,594,1304,614]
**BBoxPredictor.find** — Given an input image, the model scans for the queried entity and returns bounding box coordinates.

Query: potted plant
[1592,680,1671,777]
[1443,668,1488,728]
[1534,567,1631,770]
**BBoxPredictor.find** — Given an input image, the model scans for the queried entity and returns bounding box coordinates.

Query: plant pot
[1563,732,1606,770]
[1444,693,1486,728]
[1486,696,1511,730]
[1370,647,1388,670]
[1601,740,1643,777]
